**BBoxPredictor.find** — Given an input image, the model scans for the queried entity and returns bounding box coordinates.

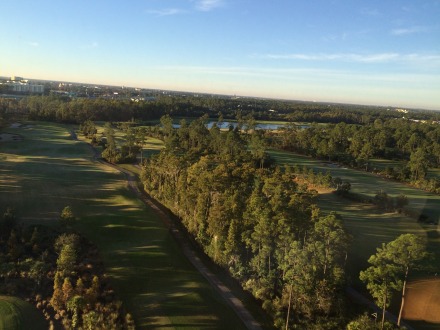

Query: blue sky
[1,0,439,109]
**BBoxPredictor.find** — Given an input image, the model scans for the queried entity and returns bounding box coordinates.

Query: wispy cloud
[258,53,399,63]
[401,6,413,13]
[28,41,39,47]
[146,8,186,16]
[256,52,440,66]
[360,8,381,17]
[154,65,440,85]
[81,42,99,49]
[194,0,224,12]
[391,26,428,36]
[322,32,348,42]
[145,1,222,16]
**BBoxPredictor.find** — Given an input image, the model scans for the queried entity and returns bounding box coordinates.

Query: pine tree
[57,243,77,277]
[51,271,65,312]
[62,277,74,304]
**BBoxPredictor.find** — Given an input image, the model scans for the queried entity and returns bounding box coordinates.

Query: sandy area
[402,278,440,323]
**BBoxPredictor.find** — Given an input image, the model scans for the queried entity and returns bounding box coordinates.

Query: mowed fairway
[270,150,440,222]
[0,296,47,330]
[0,122,246,329]
[269,149,440,327]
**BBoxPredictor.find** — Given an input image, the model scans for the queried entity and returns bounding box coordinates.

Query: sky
[1,0,440,109]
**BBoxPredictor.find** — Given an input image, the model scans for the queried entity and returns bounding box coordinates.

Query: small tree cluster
[0,209,134,329]
[79,120,97,142]
[101,122,141,164]
[373,191,409,212]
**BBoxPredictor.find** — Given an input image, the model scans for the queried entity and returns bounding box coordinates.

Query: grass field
[270,150,440,223]
[0,122,248,329]
[269,149,440,328]
[0,296,47,330]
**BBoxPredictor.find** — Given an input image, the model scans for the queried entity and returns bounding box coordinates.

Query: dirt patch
[0,133,23,142]
[402,278,440,323]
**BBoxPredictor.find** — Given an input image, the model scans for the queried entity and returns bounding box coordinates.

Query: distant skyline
[1,0,439,110]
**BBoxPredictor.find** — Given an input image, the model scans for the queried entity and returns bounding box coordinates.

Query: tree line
[2,94,439,127]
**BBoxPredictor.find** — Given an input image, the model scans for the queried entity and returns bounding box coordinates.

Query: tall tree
[102,122,120,162]
[360,244,402,329]
[386,234,428,326]
[250,132,267,168]
[408,148,429,181]
[57,243,77,277]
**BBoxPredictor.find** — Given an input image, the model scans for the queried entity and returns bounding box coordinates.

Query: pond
[172,121,309,130]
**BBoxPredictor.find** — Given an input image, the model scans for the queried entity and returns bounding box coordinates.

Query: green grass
[270,150,440,221]
[269,149,440,277]
[0,296,47,330]
[0,122,247,329]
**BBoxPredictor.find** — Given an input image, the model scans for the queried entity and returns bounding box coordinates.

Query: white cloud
[391,26,428,36]
[194,0,224,12]
[28,42,39,47]
[259,53,399,63]
[145,8,186,16]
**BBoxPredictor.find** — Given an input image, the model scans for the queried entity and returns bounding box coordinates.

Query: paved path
[75,132,263,330]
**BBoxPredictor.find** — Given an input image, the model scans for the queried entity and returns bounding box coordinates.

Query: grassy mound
[0,296,47,330]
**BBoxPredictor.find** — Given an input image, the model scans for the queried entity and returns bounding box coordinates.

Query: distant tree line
[1,94,439,127]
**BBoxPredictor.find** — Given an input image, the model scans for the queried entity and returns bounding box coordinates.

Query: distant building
[5,76,44,94]
[10,76,24,81]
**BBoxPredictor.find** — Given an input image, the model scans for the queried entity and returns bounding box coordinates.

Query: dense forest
[1,94,438,328]
[140,116,351,328]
